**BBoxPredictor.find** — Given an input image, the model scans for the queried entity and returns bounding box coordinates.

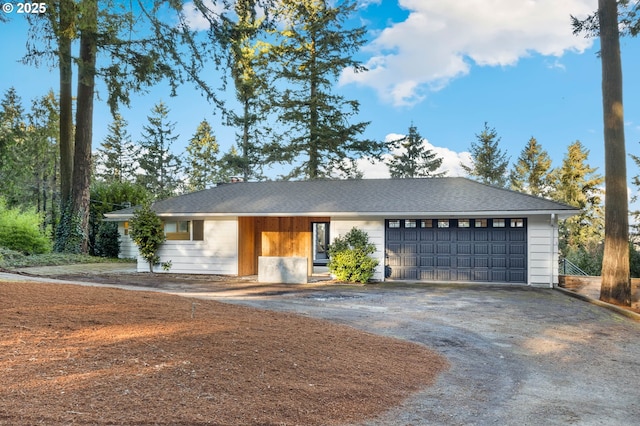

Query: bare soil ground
[0,279,448,426]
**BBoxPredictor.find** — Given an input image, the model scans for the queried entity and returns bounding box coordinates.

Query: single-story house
[104,177,579,287]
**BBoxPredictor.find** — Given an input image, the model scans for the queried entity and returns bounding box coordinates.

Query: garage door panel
[386,219,527,283]
[457,269,472,281]
[510,257,525,269]
[403,256,418,267]
[510,244,526,255]
[475,244,489,255]
[457,243,472,255]
[403,243,417,254]
[421,243,435,254]
[492,244,507,255]
[437,256,451,267]
[509,270,526,282]
[420,269,435,280]
[510,230,526,241]
[474,257,489,268]
[492,257,507,268]
[492,270,507,281]
[437,243,451,254]
[404,230,418,241]
[420,256,433,267]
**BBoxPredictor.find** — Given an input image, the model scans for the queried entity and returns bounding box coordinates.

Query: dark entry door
[386,219,527,283]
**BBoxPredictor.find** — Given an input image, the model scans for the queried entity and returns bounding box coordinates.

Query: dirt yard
[0,279,448,425]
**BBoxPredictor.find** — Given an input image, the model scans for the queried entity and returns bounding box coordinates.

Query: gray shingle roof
[105,178,578,218]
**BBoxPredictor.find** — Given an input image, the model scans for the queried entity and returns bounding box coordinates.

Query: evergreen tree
[386,124,446,178]
[509,136,552,197]
[550,141,604,254]
[96,113,138,183]
[461,122,510,187]
[24,0,237,253]
[137,101,182,200]
[184,120,221,191]
[266,0,380,179]
[25,91,60,231]
[225,0,270,181]
[0,88,27,207]
[219,146,251,182]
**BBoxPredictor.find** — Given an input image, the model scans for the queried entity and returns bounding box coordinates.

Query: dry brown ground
[0,280,448,426]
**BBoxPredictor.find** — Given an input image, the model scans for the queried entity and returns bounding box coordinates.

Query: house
[104,178,579,287]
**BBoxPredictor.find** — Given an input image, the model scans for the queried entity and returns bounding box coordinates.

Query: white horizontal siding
[528,215,557,287]
[330,218,385,281]
[145,218,238,274]
[117,223,139,259]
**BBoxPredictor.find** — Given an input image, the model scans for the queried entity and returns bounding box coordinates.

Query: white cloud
[341,0,597,106]
[358,132,472,178]
[181,0,229,31]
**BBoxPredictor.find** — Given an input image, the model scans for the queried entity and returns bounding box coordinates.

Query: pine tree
[550,141,604,254]
[96,113,137,183]
[509,137,552,197]
[184,120,221,191]
[225,0,269,181]
[25,91,60,230]
[461,122,510,187]
[137,101,182,200]
[266,0,380,179]
[0,88,27,207]
[386,124,446,178]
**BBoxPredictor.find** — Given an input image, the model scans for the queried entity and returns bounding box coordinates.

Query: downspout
[550,213,556,288]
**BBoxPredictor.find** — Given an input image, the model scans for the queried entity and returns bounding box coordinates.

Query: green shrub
[94,221,120,258]
[0,199,52,255]
[129,202,165,272]
[328,227,379,283]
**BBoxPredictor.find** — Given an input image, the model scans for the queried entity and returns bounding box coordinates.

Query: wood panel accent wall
[238,216,330,276]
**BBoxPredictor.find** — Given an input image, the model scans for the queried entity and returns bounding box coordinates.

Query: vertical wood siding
[238,216,330,275]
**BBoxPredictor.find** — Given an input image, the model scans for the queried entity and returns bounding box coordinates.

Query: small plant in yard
[0,198,52,255]
[328,227,379,283]
[129,202,165,272]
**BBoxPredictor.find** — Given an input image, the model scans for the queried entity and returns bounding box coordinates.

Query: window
[474,219,487,228]
[164,220,190,240]
[437,219,450,228]
[405,219,417,228]
[492,219,506,228]
[123,221,129,235]
[458,219,470,228]
[192,220,204,241]
[511,218,524,228]
[421,219,433,228]
[388,220,401,228]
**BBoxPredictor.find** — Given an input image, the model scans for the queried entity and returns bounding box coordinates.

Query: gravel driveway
[5,267,640,425]
[214,283,640,425]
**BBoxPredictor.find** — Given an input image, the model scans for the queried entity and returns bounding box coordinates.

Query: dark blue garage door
[386,218,527,283]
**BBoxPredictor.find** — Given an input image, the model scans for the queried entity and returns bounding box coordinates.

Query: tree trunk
[58,0,74,207]
[72,0,98,254]
[598,0,631,305]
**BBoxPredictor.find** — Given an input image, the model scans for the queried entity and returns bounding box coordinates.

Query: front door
[312,222,330,265]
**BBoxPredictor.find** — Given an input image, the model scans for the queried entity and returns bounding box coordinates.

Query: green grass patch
[0,248,135,269]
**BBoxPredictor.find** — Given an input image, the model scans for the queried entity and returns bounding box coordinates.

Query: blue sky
[1,0,639,183]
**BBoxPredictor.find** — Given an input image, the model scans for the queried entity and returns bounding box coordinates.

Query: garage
[385,218,527,283]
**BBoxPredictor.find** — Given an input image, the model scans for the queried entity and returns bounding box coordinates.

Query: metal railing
[559,258,589,276]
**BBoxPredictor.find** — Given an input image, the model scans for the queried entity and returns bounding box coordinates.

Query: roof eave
[104,209,581,220]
